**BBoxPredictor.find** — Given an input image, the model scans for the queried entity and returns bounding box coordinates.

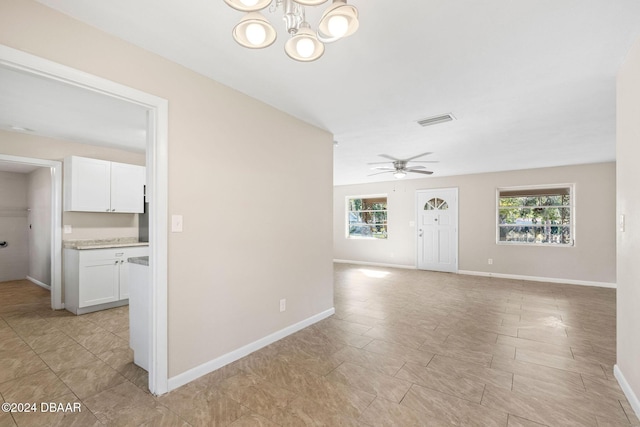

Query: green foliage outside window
[348,197,388,239]
[498,190,572,245]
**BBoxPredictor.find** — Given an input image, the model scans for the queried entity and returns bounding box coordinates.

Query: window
[424,198,449,211]
[347,196,387,239]
[497,185,573,246]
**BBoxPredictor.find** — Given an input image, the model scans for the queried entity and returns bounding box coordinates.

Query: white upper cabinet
[66,157,111,212]
[64,156,145,213]
[111,162,145,213]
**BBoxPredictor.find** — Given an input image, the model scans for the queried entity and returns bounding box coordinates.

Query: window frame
[496,184,575,247]
[346,194,388,240]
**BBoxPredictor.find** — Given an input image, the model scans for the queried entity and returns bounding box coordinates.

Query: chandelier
[223,0,359,62]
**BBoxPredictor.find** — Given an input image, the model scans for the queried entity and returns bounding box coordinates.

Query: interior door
[416,188,458,272]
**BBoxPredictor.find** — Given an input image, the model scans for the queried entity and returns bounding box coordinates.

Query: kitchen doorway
[0,155,62,308]
[0,45,169,395]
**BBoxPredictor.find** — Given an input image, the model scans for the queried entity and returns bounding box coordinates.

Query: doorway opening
[0,44,169,395]
[0,155,62,308]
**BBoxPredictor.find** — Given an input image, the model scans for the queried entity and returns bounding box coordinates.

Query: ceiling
[0,66,148,152]
[9,1,640,185]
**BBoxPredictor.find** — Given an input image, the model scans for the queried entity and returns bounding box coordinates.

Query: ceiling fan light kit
[225,0,359,62]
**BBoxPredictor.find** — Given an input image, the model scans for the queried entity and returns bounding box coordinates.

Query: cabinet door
[119,247,149,300]
[111,162,145,213]
[65,157,111,212]
[119,260,129,300]
[78,261,120,307]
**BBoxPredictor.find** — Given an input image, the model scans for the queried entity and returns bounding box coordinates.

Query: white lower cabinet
[64,246,149,315]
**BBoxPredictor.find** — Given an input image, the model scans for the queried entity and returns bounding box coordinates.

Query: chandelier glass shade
[232,12,277,48]
[224,0,272,12]
[224,0,359,62]
[285,23,325,61]
[294,0,329,5]
[317,0,359,42]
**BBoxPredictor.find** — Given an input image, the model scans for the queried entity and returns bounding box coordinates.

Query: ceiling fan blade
[378,154,400,161]
[367,161,394,165]
[405,152,433,161]
[405,166,426,170]
[371,167,396,171]
[407,160,439,163]
[408,170,434,175]
[368,170,395,176]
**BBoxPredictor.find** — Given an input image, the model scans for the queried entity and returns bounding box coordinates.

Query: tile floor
[0,265,639,426]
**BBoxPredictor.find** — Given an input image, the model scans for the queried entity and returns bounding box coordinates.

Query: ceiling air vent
[417,113,455,127]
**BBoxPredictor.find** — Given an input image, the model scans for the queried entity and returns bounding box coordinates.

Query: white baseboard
[167,307,335,392]
[333,259,416,270]
[458,270,616,289]
[26,276,51,290]
[615,365,640,421]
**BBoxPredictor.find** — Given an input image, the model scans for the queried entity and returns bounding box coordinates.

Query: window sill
[496,241,574,247]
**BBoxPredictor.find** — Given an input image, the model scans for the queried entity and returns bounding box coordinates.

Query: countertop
[63,238,149,250]
[128,256,149,266]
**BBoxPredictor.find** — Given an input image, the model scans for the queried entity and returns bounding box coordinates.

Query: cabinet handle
[115,260,119,265]
[106,209,110,212]
[121,260,125,264]
[111,209,116,212]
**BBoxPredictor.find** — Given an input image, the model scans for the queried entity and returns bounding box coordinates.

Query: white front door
[416,188,458,273]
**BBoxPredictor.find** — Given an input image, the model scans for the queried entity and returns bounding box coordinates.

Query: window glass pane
[499,225,571,244]
[541,195,563,206]
[499,208,523,224]
[425,198,448,210]
[499,197,530,207]
[348,196,388,239]
[497,186,572,246]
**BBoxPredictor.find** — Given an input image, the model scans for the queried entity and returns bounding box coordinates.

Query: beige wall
[0,130,146,165]
[617,37,640,414]
[0,171,28,282]
[27,167,51,285]
[0,0,334,378]
[334,162,616,285]
[0,130,143,240]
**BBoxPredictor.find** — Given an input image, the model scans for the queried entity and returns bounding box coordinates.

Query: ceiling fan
[368,152,438,179]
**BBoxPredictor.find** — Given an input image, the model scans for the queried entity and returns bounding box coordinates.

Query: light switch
[172,215,183,232]
[63,225,72,234]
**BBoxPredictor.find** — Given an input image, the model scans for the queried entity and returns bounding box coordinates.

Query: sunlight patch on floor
[359,269,390,279]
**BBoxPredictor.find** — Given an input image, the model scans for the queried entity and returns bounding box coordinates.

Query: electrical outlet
[488,258,493,265]
[279,299,286,312]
